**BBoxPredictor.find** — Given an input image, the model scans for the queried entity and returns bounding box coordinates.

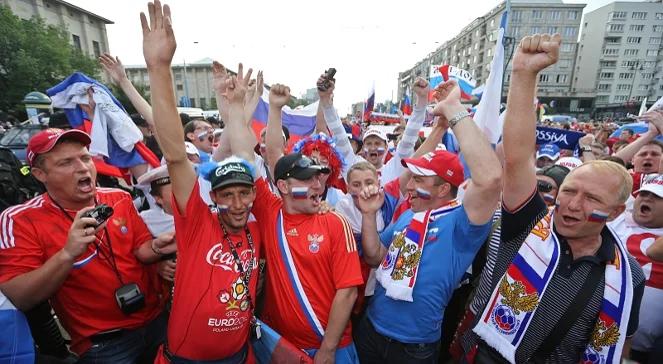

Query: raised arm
[502,34,561,210]
[265,84,291,176]
[141,0,196,213]
[211,61,232,162]
[397,117,448,196]
[432,80,501,224]
[614,111,662,164]
[395,77,428,159]
[314,101,328,136]
[222,64,255,163]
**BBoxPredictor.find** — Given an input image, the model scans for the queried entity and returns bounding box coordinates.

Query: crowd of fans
[1,2,663,364]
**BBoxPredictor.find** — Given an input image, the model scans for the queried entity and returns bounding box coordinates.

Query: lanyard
[216,211,255,313]
[49,196,125,285]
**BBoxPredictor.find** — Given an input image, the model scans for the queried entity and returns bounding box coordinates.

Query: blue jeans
[303,343,359,364]
[355,315,439,364]
[77,311,167,364]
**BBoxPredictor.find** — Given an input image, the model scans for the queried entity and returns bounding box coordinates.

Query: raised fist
[512,33,561,75]
[269,84,291,109]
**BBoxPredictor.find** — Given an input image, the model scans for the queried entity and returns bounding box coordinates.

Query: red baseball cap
[27,128,91,166]
[401,150,465,187]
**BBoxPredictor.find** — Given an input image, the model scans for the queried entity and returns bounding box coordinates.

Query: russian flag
[401,93,412,116]
[363,84,375,122]
[251,320,313,363]
[251,87,318,151]
[439,65,477,100]
[429,65,443,89]
[47,73,159,177]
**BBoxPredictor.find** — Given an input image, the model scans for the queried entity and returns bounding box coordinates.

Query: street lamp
[181,41,199,107]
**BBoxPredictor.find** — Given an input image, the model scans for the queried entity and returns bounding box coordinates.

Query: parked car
[0,124,48,163]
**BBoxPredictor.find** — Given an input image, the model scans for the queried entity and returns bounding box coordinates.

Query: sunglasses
[537,180,555,193]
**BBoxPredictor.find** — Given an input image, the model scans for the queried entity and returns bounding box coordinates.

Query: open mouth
[561,215,581,224]
[642,162,653,170]
[639,204,652,214]
[77,177,93,193]
[310,193,322,207]
[369,152,378,158]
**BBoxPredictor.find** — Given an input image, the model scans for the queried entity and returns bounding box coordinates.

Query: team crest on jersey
[308,234,323,253]
[389,231,422,281]
[112,217,128,234]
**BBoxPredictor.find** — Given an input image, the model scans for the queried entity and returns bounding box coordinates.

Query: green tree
[0,6,99,119]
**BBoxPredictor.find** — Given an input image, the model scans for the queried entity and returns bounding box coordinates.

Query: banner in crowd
[439,65,477,100]
[363,84,376,122]
[251,87,318,150]
[535,126,585,150]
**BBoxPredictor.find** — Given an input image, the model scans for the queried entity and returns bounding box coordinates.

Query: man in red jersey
[0,127,175,363]
[140,2,261,362]
[223,76,363,362]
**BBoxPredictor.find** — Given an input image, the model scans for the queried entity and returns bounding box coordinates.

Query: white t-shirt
[139,206,174,237]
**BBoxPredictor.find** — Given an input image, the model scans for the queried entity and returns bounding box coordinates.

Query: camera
[317,68,337,92]
[115,283,146,315]
[82,204,114,228]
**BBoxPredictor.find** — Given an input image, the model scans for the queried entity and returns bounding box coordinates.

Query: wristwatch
[448,110,471,129]
[581,146,592,153]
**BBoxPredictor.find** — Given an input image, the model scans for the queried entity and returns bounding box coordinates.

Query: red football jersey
[252,178,363,350]
[167,182,261,360]
[0,189,162,355]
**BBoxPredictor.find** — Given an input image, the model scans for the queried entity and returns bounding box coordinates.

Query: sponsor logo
[491,304,518,335]
[287,228,299,236]
[206,243,256,272]
[216,163,246,177]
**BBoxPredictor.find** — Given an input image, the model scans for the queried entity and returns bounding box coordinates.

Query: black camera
[115,283,146,315]
[82,204,114,228]
[317,68,337,92]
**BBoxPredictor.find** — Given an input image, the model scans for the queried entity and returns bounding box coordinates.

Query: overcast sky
[69,0,643,114]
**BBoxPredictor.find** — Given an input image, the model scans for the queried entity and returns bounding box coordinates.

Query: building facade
[2,0,112,59]
[126,58,218,110]
[398,0,588,115]
[573,0,663,117]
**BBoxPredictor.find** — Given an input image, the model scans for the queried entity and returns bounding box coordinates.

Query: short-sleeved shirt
[368,205,491,343]
[0,189,162,355]
[462,192,646,363]
[251,178,363,350]
[168,181,261,360]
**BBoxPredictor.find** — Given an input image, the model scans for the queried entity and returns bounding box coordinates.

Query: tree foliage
[0,6,99,118]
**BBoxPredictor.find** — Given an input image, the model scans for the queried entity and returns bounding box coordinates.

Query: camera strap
[50,196,125,285]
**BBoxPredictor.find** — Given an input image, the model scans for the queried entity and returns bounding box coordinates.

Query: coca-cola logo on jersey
[206,243,255,272]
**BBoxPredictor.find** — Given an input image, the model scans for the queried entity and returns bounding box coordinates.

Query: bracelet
[448,110,471,129]
[151,240,163,256]
[581,146,592,153]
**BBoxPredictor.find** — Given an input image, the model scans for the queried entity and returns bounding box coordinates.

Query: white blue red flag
[439,65,477,100]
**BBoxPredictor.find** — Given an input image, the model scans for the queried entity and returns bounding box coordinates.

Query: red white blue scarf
[473,210,633,364]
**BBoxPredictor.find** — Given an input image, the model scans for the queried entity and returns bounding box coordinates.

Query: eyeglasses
[537,180,554,193]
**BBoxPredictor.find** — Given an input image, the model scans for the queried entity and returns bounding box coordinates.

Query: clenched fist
[512,33,561,75]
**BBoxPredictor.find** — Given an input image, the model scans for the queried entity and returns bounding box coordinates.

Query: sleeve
[250,178,282,225]
[0,213,45,283]
[329,213,364,289]
[501,190,547,244]
[453,205,493,254]
[124,196,154,250]
[395,105,426,159]
[381,177,402,223]
[172,180,209,220]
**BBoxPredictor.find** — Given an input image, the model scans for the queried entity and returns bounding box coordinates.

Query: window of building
[596,95,609,103]
[641,73,653,79]
[510,26,520,38]
[643,61,656,68]
[199,98,207,109]
[609,11,626,20]
[656,13,663,20]
[175,73,182,81]
[629,24,645,32]
[72,34,81,51]
[621,60,639,68]
[550,11,561,20]
[604,37,621,44]
[650,37,662,45]
[532,10,543,19]
[600,60,617,67]
[531,26,541,34]
[487,48,492,57]
[646,49,659,57]
[556,74,568,83]
[563,27,576,37]
[599,72,614,79]
[568,10,578,20]
[598,84,611,91]
[654,25,663,32]
[603,48,619,56]
[618,72,634,79]
[627,37,641,44]
[512,10,522,21]
[490,18,495,27]
[624,49,638,56]
[561,43,574,52]
[616,84,632,91]
[558,60,571,68]
[539,74,550,82]
[614,95,627,102]
[638,84,649,91]
[176,84,183,90]
[547,26,558,34]
[92,41,101,58]
[607,24,624,32]
[631,12,646,20]
[189,98,195,108]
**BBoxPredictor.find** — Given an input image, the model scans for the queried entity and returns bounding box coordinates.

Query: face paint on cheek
[291,186,309,199]
[543,194,556,203]
[587,210,610,222]
[554,200,560,212]
[217,204,229,214]
[376,147,386,155]
[416,188,432,200]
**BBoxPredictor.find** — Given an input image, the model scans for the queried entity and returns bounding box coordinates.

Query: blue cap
[536,143,560,160]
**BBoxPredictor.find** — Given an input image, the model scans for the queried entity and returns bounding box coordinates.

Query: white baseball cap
[363,128,388,143]
[555,157,582,171]
[636,174,663,198]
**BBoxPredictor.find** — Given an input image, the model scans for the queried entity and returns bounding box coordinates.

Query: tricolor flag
[401,93,412,116]
[429,65,444,89]
[472,10,508,144]
[47,72,160,179]
[251,320,313,363]
[363,84,375,122]
[251,87,318,151]
[439,65,477,100]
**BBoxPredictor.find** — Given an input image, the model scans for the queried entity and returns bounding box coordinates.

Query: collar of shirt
[554,226,615,277]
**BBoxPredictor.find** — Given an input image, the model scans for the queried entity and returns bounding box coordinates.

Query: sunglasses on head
[537,180,554,193]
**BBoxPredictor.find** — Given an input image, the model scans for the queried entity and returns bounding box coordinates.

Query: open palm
[141,0,176,67]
